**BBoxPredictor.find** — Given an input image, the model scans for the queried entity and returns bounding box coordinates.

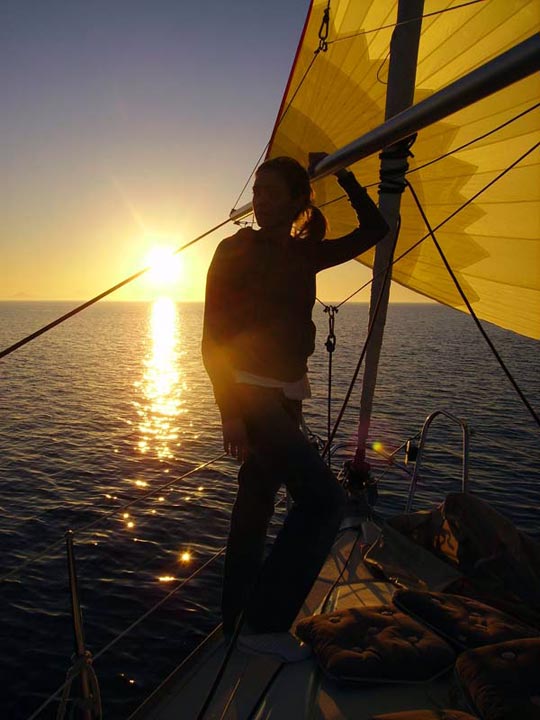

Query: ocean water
[1,300,539,719]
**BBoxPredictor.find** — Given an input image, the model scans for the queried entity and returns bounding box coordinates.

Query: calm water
[1,300,539,719]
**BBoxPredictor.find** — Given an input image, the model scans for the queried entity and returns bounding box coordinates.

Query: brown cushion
[393,590,539,650]
[296,605,455,684]
[371,712,477,720]
[455,637,540,720]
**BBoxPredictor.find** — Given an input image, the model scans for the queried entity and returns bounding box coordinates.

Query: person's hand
[222,417,249,462]
[308,151,351,180]
[308,151,328,176]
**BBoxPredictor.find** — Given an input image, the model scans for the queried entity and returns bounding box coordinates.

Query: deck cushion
[370,712,477,720]
[295,605,455,684]
[393,590,539,650]
[455,637,540,720]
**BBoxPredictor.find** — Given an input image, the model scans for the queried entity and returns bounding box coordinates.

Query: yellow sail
[267,0,540,339]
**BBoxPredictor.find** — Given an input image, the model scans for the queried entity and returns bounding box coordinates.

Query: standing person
[202,156,388,660]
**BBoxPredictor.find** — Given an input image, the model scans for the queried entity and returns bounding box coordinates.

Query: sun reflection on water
[134,297,184,460]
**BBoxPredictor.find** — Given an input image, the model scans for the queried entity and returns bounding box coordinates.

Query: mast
[354,0,424,468]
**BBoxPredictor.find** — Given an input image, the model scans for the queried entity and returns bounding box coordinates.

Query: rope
[55,652,102,720]
[405,178,540,430]
[317,140,540,458]
[26,652,102,720]
[1,453,227,583]
[324,139,540,314]
[313,101,539,308]
[24,546,226,720]
[328,0,488,45]
[229,16,323,212]
[323,305,338,463]
[469,426,540,460]
[407,102,540,178]
[230,50,320,213]
[321,221,399,460]
[0,220,232,362]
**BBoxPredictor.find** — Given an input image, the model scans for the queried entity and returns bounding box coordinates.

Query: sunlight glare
[145,246,182,288]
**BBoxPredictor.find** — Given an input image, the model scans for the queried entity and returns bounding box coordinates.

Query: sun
[145,246,183,287]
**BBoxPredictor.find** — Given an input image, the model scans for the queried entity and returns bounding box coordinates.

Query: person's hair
[256,156,327,242]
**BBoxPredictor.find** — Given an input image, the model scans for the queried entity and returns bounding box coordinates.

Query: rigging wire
[467,427,540,464]
[229,31,322,211]
[313,101,540,307]
[0,220,232,362]
[24,545,227,720]
[326,133,540,311]
[328,0,488,44]
[4,94,536,363]
[231,0,335,212]
[1,453,226,584]
[3,30,327,361]
[237,3,337,220]
[405,176,540,430]
[323,304,338,461]
[317,139,540,455]
[406,102,540,177]
[321,222,399,460]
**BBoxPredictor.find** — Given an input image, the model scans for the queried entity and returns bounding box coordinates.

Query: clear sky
[1,0,427,304]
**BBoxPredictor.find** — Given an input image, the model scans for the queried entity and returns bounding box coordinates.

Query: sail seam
[316,137,539,310]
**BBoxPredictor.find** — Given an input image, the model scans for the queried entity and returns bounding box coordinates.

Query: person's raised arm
[309,158,388,272]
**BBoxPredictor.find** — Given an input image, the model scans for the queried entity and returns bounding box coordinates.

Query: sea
[1,300,539,719]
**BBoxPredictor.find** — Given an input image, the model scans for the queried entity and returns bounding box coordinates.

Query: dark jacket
[202,172,388,419]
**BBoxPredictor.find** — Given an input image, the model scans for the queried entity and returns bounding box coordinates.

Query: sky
[1,0,427,304]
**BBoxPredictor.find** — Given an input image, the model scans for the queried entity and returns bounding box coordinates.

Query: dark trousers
[222,384,345,634]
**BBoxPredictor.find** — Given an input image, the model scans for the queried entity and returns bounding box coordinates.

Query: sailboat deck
[130,526,459,720]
